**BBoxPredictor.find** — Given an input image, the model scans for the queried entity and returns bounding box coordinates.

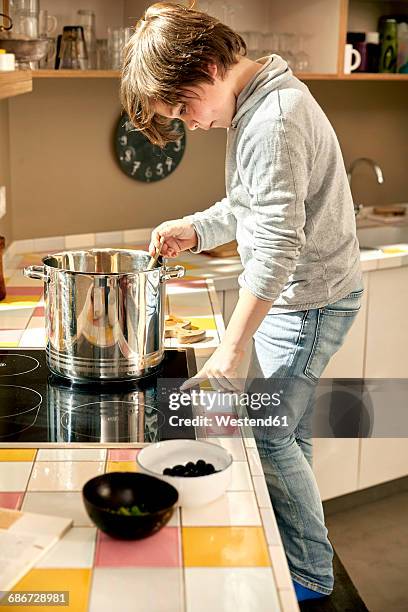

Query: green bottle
[379,18,398,73]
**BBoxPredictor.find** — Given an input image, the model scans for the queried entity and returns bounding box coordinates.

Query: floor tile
[27,461,104,491]
[182,527,270,567]
[89,568,184,612]
[0,491,24,510]
[36,527,97,569]
[7,568,91,612]
[182,491,261,526]
[22,492,94,527]
[106,461,139,473]
[36,449,106,462]
[95,527,181,567]
[227,461,253,491]
[185,568,280,612]
[107,449,140,461]
[0,462,33,491]
[0,449,36,462]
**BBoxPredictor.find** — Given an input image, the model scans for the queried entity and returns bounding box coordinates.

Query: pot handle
[23,265,48,281]
[160,265,184,283]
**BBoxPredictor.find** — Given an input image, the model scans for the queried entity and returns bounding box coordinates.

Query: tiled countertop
[0,245,299,612]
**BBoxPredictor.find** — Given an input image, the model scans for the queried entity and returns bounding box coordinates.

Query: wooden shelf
[0,71,32,100]
[30,70,408,81]
[32,70,120,78]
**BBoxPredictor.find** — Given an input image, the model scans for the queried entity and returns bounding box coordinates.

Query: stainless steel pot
[24,249,184,382]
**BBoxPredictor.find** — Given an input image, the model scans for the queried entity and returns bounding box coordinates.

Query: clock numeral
[156,163,164,176]
[145,166,153,179]
[119,135,127,146]
[165,157,173,172]
[131,161,141,176]
[124,121,133,132]
[124,148,134,163]
[173,138,182,152]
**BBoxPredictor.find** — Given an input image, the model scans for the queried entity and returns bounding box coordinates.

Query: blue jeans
[247,286,364,595]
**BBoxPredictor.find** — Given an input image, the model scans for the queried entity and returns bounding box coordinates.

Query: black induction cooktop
[0,349,196,445]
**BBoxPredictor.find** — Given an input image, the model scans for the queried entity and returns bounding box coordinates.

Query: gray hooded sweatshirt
[186,54,363,312]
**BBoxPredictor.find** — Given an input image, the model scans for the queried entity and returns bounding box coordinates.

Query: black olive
[186,462,195,470]
[163,468,172,475]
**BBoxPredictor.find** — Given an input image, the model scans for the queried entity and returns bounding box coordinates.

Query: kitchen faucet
[347,157,384,217]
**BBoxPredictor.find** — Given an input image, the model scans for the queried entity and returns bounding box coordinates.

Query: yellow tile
[0,296,41,308]
[0,508,21,529]
[1,569,91,612]
[106,461,138,473]
[188,317,216,331]
[0,342,20,347]
[182,527,270,567]
[0,449,36,462]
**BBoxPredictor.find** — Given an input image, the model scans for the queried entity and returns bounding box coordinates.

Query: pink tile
[0,492,24,510]
[95,527,181,568]
[6,287,44,296]
[108,449,140,461]
[33,306,45,317]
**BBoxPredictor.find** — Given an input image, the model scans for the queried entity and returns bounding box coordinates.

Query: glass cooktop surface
[0,349,196,445]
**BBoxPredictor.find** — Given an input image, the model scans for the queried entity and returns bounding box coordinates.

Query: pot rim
[41,248,167,276]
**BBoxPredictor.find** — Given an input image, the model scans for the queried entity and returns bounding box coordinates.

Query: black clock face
[114,113,186,182]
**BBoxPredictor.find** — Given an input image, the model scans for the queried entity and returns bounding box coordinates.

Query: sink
[357,225,408,249]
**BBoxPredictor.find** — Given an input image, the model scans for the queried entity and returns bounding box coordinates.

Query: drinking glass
[77,9,96,69]
[9,0,39,38]
[107,26,132,70]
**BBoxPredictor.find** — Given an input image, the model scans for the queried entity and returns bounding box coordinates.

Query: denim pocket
[303,288,364,382]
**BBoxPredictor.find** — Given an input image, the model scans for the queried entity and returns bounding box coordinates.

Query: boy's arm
[183,196,237,253]
[237,115,310,302]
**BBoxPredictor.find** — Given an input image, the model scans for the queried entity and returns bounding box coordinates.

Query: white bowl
[136,439,233,508]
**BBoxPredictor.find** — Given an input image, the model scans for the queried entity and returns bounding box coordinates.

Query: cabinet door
[319,272,368,378]
[359,439,408,488]
[365,266,408,377]
[313,438,360,500]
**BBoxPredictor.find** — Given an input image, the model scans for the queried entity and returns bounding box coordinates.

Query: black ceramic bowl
[82,472,178,540]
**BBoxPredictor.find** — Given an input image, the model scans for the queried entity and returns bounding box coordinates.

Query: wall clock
[114,113,186,183]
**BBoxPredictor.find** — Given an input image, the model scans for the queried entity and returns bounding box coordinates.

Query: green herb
[107,505,148,516]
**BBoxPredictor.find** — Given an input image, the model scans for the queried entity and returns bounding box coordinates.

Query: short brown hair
[120,2,246,147]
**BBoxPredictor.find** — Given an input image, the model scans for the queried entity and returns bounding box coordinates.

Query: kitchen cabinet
[313,438,360,500]
[359,438,408,489]
[364,266,408,378]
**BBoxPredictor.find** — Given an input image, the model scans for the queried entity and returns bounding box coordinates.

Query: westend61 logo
[168,390,282,411]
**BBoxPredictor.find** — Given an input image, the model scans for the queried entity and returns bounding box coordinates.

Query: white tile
[33,236,65,253]
[210,437,246,461]
[89,568,184,612]
[22,491,94,527]
[268,545,293,590]
[0,462,32,491]
[260,508,281,547]
[123,229,151,244]
[13,239,35,254]
[94,231,123,246]
[227,462,253,491]
[36,449,107,462]
[27,461,104,491]
[246,447,264,476]
[19,327,46,347]
[182,491,261,526]
[36,527,96,568]
[253,476,272,508]
[278,588,300,612]
[185,568,280,612]
[65,234,96,249]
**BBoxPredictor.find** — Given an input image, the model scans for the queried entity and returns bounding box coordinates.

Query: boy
[121,2,363,601]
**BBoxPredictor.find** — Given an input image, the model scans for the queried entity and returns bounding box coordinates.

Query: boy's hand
[149,219,198,258]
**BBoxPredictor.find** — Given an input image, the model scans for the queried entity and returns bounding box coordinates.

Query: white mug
[344,44,361,74]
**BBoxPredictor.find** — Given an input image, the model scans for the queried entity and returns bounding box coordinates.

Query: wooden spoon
[147,236,165,271]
